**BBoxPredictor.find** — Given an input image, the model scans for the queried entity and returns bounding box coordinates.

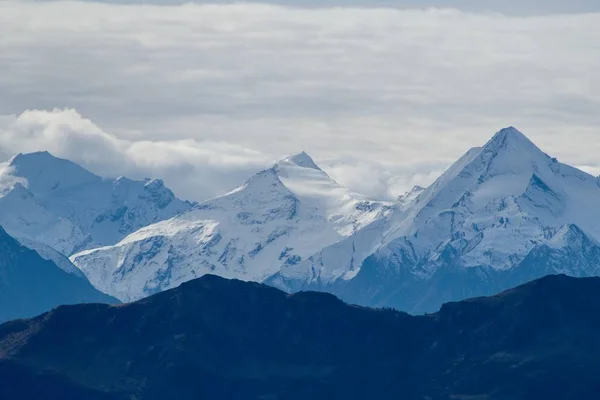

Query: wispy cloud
[0,2,599,200]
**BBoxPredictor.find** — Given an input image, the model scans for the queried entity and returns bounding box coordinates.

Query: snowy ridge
[53,127,600,311]
[72,152,392,301]
[266,217,390,292]
[0,151,193,255]
[518,224,600,278]
[270,128,600,311]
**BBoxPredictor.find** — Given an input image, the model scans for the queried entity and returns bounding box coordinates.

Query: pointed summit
[278,151,321,171]
[407,127,558,225]
[464,127,550,182]
[8,151,99,196]
[236,168,286,193]
[482,127,543,156]
[428,127,543,183]
[494,126,527,140]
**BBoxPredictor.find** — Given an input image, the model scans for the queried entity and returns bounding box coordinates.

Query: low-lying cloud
[0,109,269,200]
[0,108,444,201]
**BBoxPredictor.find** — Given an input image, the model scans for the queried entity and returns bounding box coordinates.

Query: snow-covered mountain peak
[273,151,340,204]
[144,178,166,190]
[215,167,286,201]
[9,150,55,165]
[273,152,391,235]
[278,151,321,171]
[547,224,598,249]
[487,126,535,148]
[140,178,180,209]
[203,168,297,221]
[471,127,547,175]
[333,127,600,285]
[478,127,543,163]
[205,155,390,235]
[0,151,193,255]
[8,151,99,197]
[72,151,394,301]
[406,128,556,220]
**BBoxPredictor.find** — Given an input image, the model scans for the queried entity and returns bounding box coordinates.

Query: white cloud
[0,2,599,200]
[0,108,445,201]
[0,109,270,200]
[319,156,446,200]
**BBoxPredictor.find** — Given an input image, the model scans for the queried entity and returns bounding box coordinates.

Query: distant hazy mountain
[0,227,118,323]
[1,274,599,399]
[71,152,391,301]
[0,151,193,255]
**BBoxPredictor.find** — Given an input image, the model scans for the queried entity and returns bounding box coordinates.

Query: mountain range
[65,127,600,312]
[3,127,600,398]
[2,127,600,315]
[71,152,391,301]
[1,273,599,400]
[270,127,600,312]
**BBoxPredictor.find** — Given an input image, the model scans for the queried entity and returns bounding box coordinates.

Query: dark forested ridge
[1,273,599,400]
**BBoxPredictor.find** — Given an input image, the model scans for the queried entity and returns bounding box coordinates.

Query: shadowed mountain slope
[0,227,118,324]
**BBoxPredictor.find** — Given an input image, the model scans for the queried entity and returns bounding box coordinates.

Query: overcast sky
[32,0,600,15]
[1,1,599,201]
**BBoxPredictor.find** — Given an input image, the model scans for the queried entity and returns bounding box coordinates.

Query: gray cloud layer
[0,2,599,201]
[30,0,600,15]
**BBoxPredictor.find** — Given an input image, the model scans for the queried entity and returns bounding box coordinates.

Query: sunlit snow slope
[71,153,392,301]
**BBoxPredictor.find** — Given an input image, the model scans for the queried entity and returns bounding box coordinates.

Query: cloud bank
[0,109,270,200]
[0,108,442,201]
[0,2,599,200]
